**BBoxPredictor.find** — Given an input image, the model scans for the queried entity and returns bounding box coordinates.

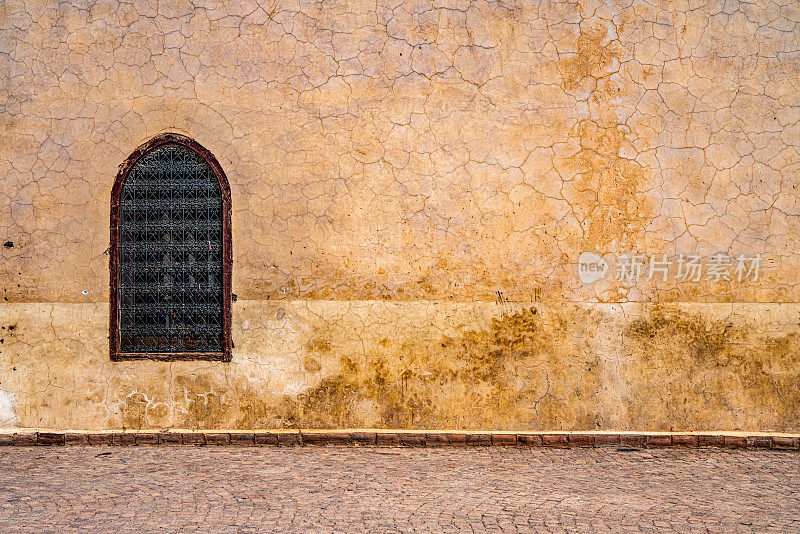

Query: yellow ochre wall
[1,0,799,431]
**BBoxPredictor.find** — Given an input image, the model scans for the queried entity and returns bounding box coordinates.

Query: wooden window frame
[109,133,232,362]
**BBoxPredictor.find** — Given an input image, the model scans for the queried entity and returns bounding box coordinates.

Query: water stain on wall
[559,25,619,93]
[121,392,147,429]
[233,390,298,429]
[292,306,605,430]
[567,120,652,253]
[621,305,800,431]
[172,374,229,429]
[560,24,654,255]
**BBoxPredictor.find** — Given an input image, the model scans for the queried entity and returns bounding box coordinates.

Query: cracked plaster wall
[1,0,800,430]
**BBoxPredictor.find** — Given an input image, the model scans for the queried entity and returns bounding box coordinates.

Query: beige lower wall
[0,300,798,432]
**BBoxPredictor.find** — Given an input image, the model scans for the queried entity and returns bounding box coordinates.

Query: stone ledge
[0,431,796,450]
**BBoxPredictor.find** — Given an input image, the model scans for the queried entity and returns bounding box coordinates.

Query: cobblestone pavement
[0,447,797,533]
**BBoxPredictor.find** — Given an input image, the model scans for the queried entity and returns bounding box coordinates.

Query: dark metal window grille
[118,143,224,354]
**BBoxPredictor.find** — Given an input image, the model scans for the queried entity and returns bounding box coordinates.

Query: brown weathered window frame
[109,133,232,362]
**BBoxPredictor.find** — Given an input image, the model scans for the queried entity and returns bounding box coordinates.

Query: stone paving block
[620,434,646,448]
[724,436,747,448]
[205,433,231,446]
[87,433,112,446]
[36,432,65,446]
[135,433,159,446]
[300,433,325,445]
[569,434,594,447]
[327,432,353,445]
[594,434,620,447]
[230,433,255,446]
[12,432,37,446]
[645,435,672,448]
[303,432,350,445]
[542,434,569,448]
[399,433,425,446]
[158,432,183,445]
[277,433,300,446]
[254,432,278,445]
[672,435,698,447]
[352,432,377,445]
[181,433,206,446]
[425,433,449,446]
[698,435,725,448]
[772,436,799,450]
[448,433,467,446]
[465,434,491,446]
[746,436,772,449]
[490,434,516,446]
[65,433,89,445]
[376,433,400,446]
[517,434,542,446]
[112,433,136,446]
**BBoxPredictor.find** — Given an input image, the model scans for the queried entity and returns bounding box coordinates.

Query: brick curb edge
[0,431,798,450]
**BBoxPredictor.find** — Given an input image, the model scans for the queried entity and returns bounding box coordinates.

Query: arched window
[110,133,232,361]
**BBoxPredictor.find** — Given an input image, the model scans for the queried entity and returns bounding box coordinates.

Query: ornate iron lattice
[118,143,224,353]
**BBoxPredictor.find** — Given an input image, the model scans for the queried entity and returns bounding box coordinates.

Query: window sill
[111,352,230,362]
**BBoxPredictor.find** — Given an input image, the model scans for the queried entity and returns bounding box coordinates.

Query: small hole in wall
[3,241,13,248]
[232,293,238,302]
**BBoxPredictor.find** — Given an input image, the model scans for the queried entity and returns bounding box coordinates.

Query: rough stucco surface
[1,0,799,430]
